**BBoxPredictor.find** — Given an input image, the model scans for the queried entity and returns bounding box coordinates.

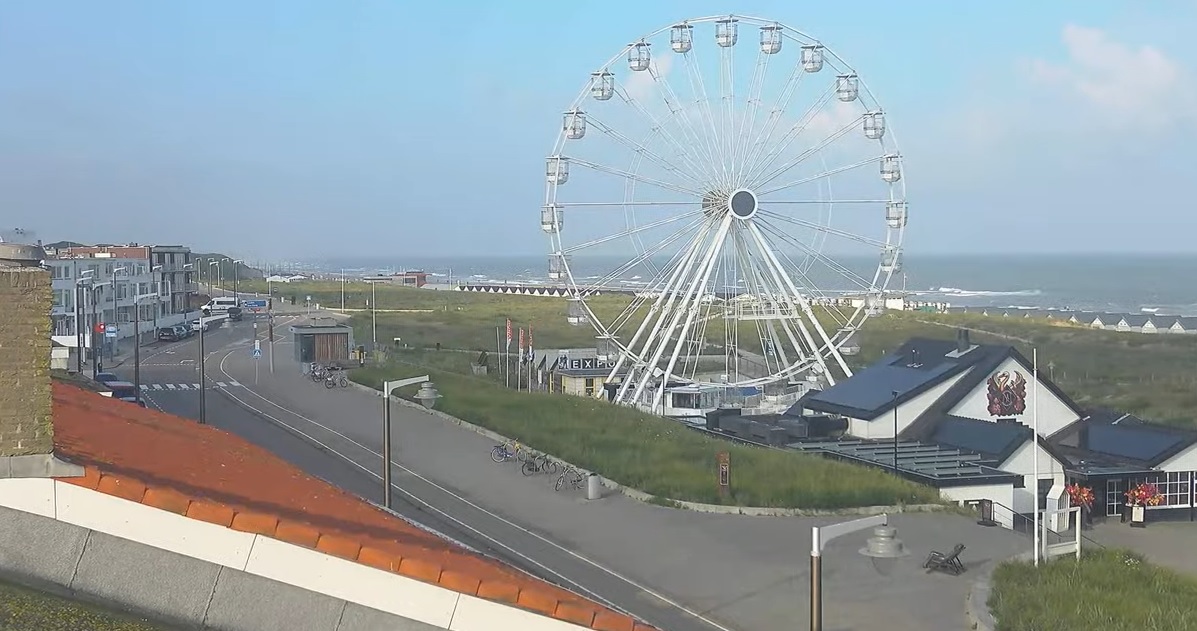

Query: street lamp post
[891,390,900,473]
[197,312,207,424]
[369,280,378,353]
[111,266,127,360]
[340,269,345,312]
[379,377,441,508]
[233,259,244,303]
[208,260,218,299]
[75,270,94,373]
[131,293,156,405]
[810,515,909,631]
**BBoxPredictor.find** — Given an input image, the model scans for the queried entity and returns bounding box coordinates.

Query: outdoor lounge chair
[923,543,966,575]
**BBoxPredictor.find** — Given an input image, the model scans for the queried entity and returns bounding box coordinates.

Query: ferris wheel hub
[729,188,758,220]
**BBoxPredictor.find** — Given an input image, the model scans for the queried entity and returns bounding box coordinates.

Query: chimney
[0,242,83,476]
[956,328,970,353]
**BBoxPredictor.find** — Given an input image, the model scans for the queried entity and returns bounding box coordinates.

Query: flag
[518,328,526,363]
[527,325,534,362]
[505,319,512,351]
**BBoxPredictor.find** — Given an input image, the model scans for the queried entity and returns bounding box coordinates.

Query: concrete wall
[0,505,441,631]
[0,479,591,631]
[0,267,54,456]
[940,483,1016,529]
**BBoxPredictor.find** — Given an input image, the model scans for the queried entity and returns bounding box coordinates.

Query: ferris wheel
[543,15,907,412]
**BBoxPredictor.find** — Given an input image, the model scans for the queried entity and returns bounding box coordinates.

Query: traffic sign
[252,348,262,359]
[243,299,268,309]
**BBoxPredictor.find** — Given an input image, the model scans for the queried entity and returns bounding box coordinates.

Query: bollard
[586,473,601,501]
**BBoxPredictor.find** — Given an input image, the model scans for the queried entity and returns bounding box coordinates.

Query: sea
[302,254,1197,316]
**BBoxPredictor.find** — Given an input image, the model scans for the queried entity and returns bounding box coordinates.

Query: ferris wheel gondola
[543,15,907,413]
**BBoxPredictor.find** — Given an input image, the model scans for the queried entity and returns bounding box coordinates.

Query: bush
[989,548,1197,631]
[352,364,940,509]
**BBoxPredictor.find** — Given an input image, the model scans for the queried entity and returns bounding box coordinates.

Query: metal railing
[980,500,1105,551]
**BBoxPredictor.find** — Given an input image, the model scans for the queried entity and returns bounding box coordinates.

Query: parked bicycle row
[489,440,589,493]
[308,363,349,389]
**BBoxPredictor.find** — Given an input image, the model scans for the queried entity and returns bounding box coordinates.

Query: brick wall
[0,268,54,455]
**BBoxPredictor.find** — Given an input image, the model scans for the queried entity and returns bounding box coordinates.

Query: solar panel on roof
[808,362,956,412]
[1087,424,1186,462]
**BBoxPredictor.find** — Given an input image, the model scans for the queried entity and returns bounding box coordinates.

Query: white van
[202,297,239,314]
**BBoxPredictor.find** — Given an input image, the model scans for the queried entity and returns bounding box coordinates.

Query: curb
[966,550,1032,630]
[350,380,946,518]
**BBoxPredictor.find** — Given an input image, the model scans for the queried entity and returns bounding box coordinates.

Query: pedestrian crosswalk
[140,381,243,391]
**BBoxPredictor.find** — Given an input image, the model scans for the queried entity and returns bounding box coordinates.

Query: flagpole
[1033,347,1040,567]
[495,326,501,381]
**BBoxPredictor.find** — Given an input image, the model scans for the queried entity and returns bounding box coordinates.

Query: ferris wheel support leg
[644,217,733,411]
[621,221,720,405]
[739,231,810,377]
[749,223,853,380]
[612,222,715,405]
[630,218,728,406]
[744,222,837,384]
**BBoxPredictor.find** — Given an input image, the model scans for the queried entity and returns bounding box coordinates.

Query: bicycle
[521,452,559,477]
[310,364,329,382]
[555,466,586,492]
[490,440,526,463]
[324,372,348,389]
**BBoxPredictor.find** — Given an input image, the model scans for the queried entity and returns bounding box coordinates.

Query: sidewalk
[214,345,1029,631]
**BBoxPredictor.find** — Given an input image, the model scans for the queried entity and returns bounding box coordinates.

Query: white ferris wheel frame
[543,14,908,408]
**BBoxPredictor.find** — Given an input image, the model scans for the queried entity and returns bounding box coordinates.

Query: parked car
[117,396,147,408]
[158,327,182,342]
[227,306,243,322]
[174,324,192,339]
[105,381,138,400]
[94,372,121,385]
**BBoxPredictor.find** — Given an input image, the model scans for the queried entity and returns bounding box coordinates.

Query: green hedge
[352,364,939,509]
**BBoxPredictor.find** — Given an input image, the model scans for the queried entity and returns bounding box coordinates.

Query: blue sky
[2,1,1195,258]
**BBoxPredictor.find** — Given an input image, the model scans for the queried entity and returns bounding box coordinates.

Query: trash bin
[586,473,601,501]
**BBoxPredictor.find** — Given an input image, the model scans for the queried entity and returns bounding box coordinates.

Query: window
[584,378,595,397]
[1136,472,1193,508]
[1106,479,1126,517]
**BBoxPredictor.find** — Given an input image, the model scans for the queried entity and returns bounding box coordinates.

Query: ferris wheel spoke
[562,211,703,255]
[755,218,874,290]
[614,86,713,186]
[569,157,700,196]
[587,115,707,188]
[731,229,810,373]
[679,49,727,187]
[753,114,865,189]
[763,199,889,204]
[766,242,854,329]
[757,209,889,249]
[738,62,806,186]
[742,82,835,186]
[640,62,722,183]
[607,220,708,333]
[609,219,718,394]
[733,45,771,184]
[757,156,881,196]
[558,201,697,208]
[746,221,851,380]
[718,44,735,189]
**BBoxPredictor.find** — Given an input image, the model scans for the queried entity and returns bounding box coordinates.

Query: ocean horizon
[286,253,1197,316]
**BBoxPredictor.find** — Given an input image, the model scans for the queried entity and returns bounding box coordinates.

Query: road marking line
[153,384,164,390]
[216,381,228,387]
[229,380,242,387]
[166,383,177,390]
[215,350,734,631]
[191,383,202,389]
[139,385,149,390]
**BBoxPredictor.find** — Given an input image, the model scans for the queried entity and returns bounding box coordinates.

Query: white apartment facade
[48,245,196,348]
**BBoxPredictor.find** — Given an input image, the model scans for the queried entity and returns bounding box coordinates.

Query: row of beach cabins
[942,306,1197,334]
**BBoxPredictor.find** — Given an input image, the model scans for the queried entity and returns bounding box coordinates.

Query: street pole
[371,281,378,353]
[268,315,275,374]
[90,286,99,379]
[341,269,345,312]
[810,514,895,631]
[382,389,392,508]
[892,390,899,473]
[75,283,84,374]
[198,317,207,424]
[233,264,239,303]
[134,299,142,404]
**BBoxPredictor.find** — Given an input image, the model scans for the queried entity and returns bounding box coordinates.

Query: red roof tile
[51,382,650,630]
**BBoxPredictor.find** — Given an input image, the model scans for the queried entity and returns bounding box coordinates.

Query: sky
[1,1,1196,259]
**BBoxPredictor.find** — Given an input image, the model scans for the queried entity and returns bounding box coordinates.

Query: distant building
[363,271,428,288]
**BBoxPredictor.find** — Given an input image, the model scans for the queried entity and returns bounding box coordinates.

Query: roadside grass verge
[989,548,1197,631]
[0,577,176,631]
[350,363,940,509]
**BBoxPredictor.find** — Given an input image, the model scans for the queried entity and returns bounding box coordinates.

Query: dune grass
[351,360,939,509]
[254,279,1197,425]
[0,578,176,631]
[989,548,1197,631]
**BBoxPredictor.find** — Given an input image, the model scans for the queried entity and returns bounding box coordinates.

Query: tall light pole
[380,377,440,508]
[891,390,900,473]
[132,292,156,404]
[340,269,345,312]
[370,280,378,353]
[75,270,94,374]
[111,266,127,360]
[810,515,909,631]
[197,311,207,425]
[232,258,244,303]
[208,260,218,299]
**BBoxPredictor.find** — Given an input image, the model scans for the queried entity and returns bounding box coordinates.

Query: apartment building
[47,245,196,346]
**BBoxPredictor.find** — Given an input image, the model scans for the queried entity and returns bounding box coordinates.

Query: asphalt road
[110,318,707,631]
